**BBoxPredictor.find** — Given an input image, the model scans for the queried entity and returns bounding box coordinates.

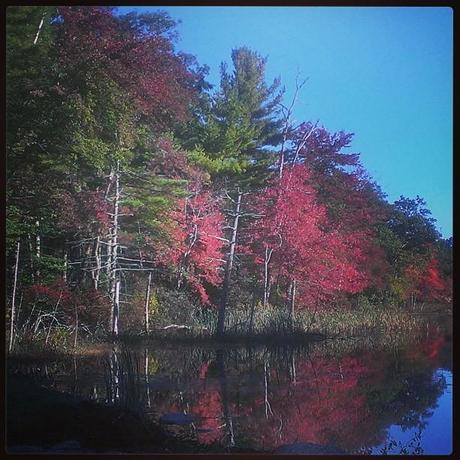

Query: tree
[378,196,447,306]
[187,47,284,336]
[389,196,440,253]
[193,47,284,184]
[249,165,368,321]
[285,123,391,297]
[161,188,225,305]
[6,6,203,338]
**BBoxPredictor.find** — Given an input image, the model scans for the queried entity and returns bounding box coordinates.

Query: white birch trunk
[63,248,68,282]
[263,247,273,307]
[35,220,41,280]
[92,236,100,290]
[217,191,242,337]
[109,162,120,336]
[33,13,45,45]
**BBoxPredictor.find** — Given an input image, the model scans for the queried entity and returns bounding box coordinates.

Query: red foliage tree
[56,189,110,237]
[55,6,198,129]
[291,123,390,292]
[415,258,450,303]
[249,165,368,308]
[161,189,225,304]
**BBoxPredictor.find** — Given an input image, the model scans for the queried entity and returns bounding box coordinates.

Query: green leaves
[188,47,283,187]
[187,148,251,176]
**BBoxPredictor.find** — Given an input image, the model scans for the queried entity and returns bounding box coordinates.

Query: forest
[6,6,452,351]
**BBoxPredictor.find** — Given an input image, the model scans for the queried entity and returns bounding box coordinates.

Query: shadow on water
[7,321,452,454]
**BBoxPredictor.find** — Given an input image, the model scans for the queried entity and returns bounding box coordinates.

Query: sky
[117,6,453,238]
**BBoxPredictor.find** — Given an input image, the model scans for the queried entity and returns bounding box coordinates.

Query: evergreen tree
[191,47,284,188]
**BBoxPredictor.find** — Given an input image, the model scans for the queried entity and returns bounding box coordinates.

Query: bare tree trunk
[63,247,68,283]
[263,247,273,307]
[82,242,92,285]
[177,222,198,288]
[144,272,152,334]
[217,191,242,337]
[278,75,307,178]
[92,236,101,290]
[292,122,318,165]
[72,355,79,399]
[28,234,35,284]
[109,162,120,336]
[9,241,20,353]
[106,171,115,279]
[33,12,45,45]
[15,293,24,344]
[35,220,41,281]
[45,291,63,346]
[106,233,112,279]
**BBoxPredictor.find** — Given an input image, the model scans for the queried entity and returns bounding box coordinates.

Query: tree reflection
[9,329,451,453]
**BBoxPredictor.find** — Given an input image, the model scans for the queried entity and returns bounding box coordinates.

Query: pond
[7,322,452,454]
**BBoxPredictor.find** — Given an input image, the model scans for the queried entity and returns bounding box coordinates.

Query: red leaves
[417,259,450,303]
[162,189,225,304]
[398,257,451,304]
[249,165,368,308]
[55,7,196,129]
[56,189,109,236]
[190,387,223,444]
[28,279,110,328]
[28,279,72,304]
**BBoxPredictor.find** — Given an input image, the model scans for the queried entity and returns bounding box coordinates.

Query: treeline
[6,7,452,346]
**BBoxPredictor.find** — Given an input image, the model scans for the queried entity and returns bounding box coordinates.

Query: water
[8,325,452,454]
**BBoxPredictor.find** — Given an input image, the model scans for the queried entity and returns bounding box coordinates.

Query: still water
[9,325,452,454]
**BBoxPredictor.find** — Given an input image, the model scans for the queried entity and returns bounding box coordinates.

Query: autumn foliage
[249,165,368,308]
[6,6,451,343]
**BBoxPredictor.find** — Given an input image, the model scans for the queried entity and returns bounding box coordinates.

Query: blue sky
[118,6,453,238]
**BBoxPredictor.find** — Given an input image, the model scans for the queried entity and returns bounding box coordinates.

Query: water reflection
[9,327,452,454]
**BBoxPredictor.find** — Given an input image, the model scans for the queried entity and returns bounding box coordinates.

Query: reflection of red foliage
[198,362,210,379]
[407,328,445,364]
[190,386,223,444]
[152,335,447,452]
[260,356,370,450]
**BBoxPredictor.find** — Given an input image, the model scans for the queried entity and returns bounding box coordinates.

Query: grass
[9,301,449,356]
